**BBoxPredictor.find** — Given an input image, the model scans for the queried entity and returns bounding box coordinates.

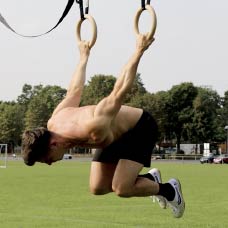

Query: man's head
[22,127,51,166]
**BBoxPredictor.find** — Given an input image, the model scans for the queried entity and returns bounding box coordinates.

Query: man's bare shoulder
[48,105,96,128]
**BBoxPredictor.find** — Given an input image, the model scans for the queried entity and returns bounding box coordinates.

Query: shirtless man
[22,34,185,218]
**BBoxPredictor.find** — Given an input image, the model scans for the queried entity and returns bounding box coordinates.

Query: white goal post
[0,144,7,168]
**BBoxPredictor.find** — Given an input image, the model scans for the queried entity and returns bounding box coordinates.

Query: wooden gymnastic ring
[76,14,97,48]
[134,5,157,39]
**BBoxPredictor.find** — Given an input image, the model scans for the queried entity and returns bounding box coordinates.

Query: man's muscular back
[47,105,143,148]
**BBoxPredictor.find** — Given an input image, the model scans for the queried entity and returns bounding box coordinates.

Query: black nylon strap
[141,0,151,10]
[0,0,75,37]
[76,0,89,20]
[76,0,85,20]
[85,0,89,14]
[141,0,146,10]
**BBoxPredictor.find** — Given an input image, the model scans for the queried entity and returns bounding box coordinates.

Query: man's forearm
[112,49,144,100]
[67,56,89,96]
[112,34,153,102]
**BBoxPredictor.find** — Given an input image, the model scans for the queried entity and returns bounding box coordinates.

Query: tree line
[0,73,227,153]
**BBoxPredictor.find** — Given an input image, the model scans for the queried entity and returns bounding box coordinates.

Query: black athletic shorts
[92,111,158,167]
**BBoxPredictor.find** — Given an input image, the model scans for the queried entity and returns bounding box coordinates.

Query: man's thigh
[112,159,144,191]
[89,161,117,194]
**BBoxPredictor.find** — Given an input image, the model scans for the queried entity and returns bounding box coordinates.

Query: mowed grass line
[0,160,228,228]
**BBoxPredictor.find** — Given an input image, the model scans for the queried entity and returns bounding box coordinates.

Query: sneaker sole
[173,179,185,218]
[149,168,167,209]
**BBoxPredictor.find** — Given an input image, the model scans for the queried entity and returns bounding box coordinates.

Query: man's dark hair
[21,127,51,166]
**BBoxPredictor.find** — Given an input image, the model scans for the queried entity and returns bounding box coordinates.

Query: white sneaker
[167,178,185,218]
[148,168,167,209]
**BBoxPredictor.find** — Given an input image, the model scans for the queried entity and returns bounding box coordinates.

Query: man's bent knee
[90,185,111,195]
[112,184,132,198]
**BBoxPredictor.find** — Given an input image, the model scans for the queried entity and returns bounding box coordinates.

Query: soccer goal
[0,144,7,168]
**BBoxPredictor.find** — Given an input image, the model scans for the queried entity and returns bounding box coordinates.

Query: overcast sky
[0,0,227,101]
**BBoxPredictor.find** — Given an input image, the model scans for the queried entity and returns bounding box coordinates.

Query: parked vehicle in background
[200,155,215,164]
[213,154,228,164]
[63,154,72,159]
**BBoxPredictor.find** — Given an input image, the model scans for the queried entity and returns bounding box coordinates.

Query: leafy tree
[127,92,155,111]
[25,95,49,129]
[190,87,223,143]
[164,82,198,152]
[81,73,147,106]
[17,84,34,106]
[0,102,24,145]
[81,75,116,105]
[24,85,66,130]
[152,91,171,145]
[222,91,228,125]
[212,90,228,143]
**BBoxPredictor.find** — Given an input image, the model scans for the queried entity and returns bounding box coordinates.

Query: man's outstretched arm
[94,35,154,119]
[51,41,90,117]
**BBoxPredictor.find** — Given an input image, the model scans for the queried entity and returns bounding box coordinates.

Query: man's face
[39,147,65,165]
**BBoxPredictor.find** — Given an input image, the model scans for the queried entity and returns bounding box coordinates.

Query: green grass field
[0,160,228,228]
